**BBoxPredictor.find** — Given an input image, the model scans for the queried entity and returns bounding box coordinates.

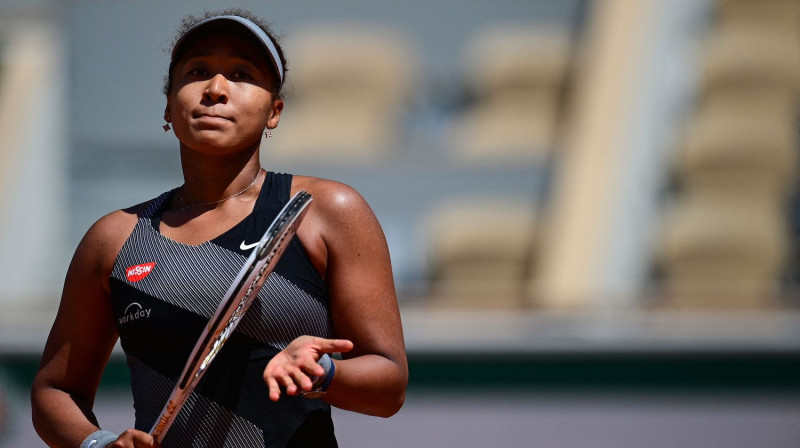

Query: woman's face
[166,31,283,156]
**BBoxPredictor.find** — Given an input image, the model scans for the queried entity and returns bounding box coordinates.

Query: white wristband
[80,430,119,448]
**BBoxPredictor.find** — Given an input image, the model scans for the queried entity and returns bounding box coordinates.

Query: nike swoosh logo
[240,241,260,250]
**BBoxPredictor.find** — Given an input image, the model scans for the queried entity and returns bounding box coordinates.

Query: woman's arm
[264,179,408,417]
[30,210,144,446]
[317,183,407,416]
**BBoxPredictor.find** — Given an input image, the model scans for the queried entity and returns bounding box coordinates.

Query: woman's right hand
[109,429,162,448]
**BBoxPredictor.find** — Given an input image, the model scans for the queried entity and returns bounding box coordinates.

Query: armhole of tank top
[148,189,177,232]
[255,172,295,212]
[109,191,174,279]
[289,236,328,294]
[285,173,327,291]
[276,172,293,204]
[108,220,140,283]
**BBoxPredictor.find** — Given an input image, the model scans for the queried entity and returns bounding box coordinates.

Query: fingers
[279,371,298,396]
[309,336,354,355]
[289,364,315,391]
[264,361,308,401]
[109,428,160,447]
[267,363,315,398]
[265,371,301,401]
[265,374,281,402]
[304,355,326,378]
[263,335,353,401]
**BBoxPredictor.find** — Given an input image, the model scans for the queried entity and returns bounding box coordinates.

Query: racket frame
[150,190,313,441]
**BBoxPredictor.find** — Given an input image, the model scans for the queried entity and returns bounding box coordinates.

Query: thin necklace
[178,169,262,211]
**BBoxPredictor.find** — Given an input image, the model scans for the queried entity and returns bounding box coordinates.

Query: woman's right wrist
[80,429,119,448]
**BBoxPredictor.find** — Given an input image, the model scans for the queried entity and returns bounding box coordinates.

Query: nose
[203,73,228,104]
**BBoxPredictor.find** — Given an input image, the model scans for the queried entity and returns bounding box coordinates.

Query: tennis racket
[150,190,313,443]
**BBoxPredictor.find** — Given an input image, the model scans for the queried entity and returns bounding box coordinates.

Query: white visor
[171,15,284,86]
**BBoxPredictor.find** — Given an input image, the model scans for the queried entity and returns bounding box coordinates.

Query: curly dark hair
[163,8,288,98]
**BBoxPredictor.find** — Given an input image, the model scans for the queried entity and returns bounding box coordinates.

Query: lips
[194,112,233,122]
[192,113,234,130]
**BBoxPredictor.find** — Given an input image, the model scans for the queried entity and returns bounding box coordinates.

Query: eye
[231,70,253,80]
[187,66,210,77]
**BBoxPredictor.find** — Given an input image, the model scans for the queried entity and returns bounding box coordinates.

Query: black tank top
[109,172,337,447]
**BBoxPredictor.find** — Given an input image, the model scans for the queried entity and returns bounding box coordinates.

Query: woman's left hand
[263,335,353,401]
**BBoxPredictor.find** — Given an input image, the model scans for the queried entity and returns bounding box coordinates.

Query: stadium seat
[715,0,800,30]
[657,192,787,308]
[424,197,537,308]
[700,21,800,94]
[447,24,572,165]
[262,23,419,162]
[676,91,798,200]
[654,0,799,308]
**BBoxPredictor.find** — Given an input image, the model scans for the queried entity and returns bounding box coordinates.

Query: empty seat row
[654,0,800,308]
[261,22,574,165]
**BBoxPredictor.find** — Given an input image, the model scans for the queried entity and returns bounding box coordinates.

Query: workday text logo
[119,302,152,325]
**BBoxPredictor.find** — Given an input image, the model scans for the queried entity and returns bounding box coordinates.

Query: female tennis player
[31,9,407,448]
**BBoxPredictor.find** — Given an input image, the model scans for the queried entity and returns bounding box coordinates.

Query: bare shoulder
[290,175,385,272]
[291,175,373,221]
[86,203,144,246]
[75,202,146,274]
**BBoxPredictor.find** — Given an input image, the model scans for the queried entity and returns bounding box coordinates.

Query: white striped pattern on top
[130,358,265,447]
[110,192,333,351]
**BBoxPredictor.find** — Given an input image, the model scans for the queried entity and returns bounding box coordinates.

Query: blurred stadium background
[1,0,800,446]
